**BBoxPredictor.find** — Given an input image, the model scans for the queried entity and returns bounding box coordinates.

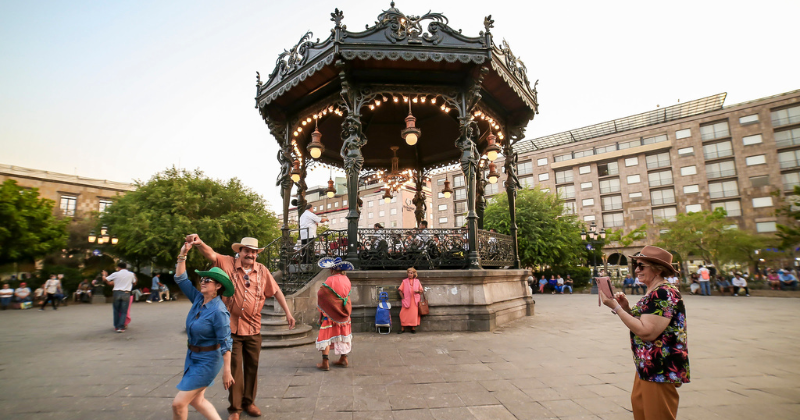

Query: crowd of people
[527,272,574,294]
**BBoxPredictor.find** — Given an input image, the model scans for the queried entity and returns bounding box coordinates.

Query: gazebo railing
[477,230,515,267]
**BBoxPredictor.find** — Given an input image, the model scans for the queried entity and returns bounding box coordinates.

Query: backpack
[700,269,710,280]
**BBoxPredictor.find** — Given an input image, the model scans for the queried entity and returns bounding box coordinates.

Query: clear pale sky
[2,0,798,213]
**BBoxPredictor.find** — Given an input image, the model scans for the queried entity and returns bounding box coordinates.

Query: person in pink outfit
[397,267,423,334]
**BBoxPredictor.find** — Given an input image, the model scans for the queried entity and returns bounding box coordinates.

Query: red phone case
[596,276,614,306]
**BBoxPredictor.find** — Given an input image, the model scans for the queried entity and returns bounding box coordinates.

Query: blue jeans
[699,281,711,296]
[0,297,11,309]
[112,291,131,329]
[562,285,573,293]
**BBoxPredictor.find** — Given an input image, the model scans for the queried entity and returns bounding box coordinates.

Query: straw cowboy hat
[231,237,264,253]
[194,267,235,297]
[627,245,678,276]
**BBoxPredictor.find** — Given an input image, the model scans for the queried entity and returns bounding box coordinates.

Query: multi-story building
[429,89,800,260]
[0,163,135,218]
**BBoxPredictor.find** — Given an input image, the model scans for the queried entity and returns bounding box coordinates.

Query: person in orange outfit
[397,267,422,334]
[315,257,353,370]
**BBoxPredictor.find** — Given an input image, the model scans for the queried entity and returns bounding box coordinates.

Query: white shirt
[697,267,710,281]
[667,276,678,284]
[556,277,564,285]
[732,276,747,287]
[0,288,13,298]
[108,269,137,291]
[44,279,61,294]
[299,210,322,240]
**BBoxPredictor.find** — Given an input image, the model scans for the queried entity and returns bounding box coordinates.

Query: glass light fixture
[442,179,453,198]
[487,162,500,184]
[111,236,119,245]
[326,178,336,198]
[307,119,324,159]
[401,101,421,146]
[383,188,392,203]
[485,131,501,162]
[88,231,97,243]
[290,160,302,183]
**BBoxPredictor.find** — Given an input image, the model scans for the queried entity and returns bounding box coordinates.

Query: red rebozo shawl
[317,274,352,324]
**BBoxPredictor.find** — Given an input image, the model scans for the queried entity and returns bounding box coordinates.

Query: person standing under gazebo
[315,257,353,370]
[397,268,423,334]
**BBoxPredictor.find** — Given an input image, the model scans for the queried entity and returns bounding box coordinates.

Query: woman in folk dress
[315,257,354,371]
[397,267,423,334]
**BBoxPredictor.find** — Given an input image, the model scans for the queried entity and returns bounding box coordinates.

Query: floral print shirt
[630,283,690,384]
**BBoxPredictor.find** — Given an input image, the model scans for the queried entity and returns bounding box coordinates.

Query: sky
[2,0,799,213]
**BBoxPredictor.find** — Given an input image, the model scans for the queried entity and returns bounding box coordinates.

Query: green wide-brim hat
[195,267,235,297]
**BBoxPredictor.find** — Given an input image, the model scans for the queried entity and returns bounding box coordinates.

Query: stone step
[261,334,316,349]
[261,310,286,321]
[261,324,313,341]
[261,318,293,330]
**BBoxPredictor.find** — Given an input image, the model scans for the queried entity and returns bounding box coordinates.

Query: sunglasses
[244,274,251,288]
[632,261,651,271]
[200,277,216,284]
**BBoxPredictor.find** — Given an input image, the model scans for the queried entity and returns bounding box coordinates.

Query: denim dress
[175,272,232,391]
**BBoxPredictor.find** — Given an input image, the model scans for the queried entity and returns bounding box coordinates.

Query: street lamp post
[88,226,118,246]
[580,221,606,294]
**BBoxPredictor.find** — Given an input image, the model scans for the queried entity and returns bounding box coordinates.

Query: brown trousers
[228,333,261,413]
[631,374,680,420]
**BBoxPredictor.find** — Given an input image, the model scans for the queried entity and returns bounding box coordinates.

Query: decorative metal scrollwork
[376,2,450,45]
[477,230,514,267]
[268,31,317,80]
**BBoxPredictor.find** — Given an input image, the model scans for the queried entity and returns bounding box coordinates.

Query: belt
[188,343,220,352]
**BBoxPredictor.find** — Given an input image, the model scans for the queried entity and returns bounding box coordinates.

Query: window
[771,105,800,127]
[485,182,499,195]
[520,177,534,189]
[739,114,759,125]
[579,165,591,175]
[518,161,533,175]
[598,161,619,176]
[709,180,739,199]
[629,192,643,201]
[584,215,596,222]
[595,144,616,154]
[538,173,550,182]
[756,222,777,232]
[343,199,347,206]
[582,198,595,207]
[742,134,763,146]
[341,218,346,223]
[455,188,467,200]
[537,158,548,166]
[632,210,646,220]
[618,139,641,149]
[368,212,374,219]
[60,195,77,217]
[327,203,332,209]
[678,147,694,156]
[437,192,445,199]
[438,204,448,211]
[455,202,467,213]
[453,175,465,188]
[625,157,639,167]
[648,170,673,187]
[675,128,692,139]
[703,141,733,160]
[368,201,374,207]
[642,134,668,145]
[390,208,397,215]
[599,178,621,193]
[555,169,573,184]
[379,210,385,217]
[750,175,770,188]
[780,150,800,169]
[680,166,697,176]
[563,201,576,215]
[651,189,676,205]
[683,185,700,194]
[627,175,641,184]
[437,178,445,185]
[557,185,576,199]
[391,221,398,228]
[580,182,593,190]
[653,207,677,223]
[745,155,767,166]
[603,212,624,227]
[391,197,397,203]
[541,188,550,193]
[602,195,623,211]
[711,200,741,217]
[379,199,385,206]
[455,215,465,227]
[574,149,594,159]
[98,199,112,213]
[782,173,800,191]
[439,217,448,224]
[335,202,339,208]
[700,121,730,141]
[752,197,774,208]
[686,204,702,213]
[775,128,800,148]
[646,152,671,169]
[705,160,736,179]
[554,153,572,162]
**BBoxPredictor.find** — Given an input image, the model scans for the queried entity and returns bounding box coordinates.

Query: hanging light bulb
[88,231,97,243]
[485,131,501,162]
[412,96,418,103]
[401,100,421,146]
[487,162,500,184]
[421,96,426,103]
[307,119,324,159]
[383,188,392,203]
[369,104,375,110]
[111,235,119,245]
[442,178,453,198]
[326,177,336,198]
[431,97,437,104]
[290,160,302,183]
[393,96,399,103]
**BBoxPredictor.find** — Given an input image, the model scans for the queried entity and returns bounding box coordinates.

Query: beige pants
[631,374,680,420]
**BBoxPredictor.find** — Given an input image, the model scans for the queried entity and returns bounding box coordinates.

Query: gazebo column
[476,168,486,230]
[296,160,308,221]
[413,165,427,227]
[503,138,522,269]
[276,132,293,272]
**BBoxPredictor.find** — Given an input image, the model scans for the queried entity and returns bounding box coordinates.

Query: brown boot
[333,355,349,368]
[317,355,330,371]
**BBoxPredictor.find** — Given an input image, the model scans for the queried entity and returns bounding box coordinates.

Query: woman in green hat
[172,241,235,420]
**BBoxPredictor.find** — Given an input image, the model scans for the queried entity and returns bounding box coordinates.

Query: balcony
[706,169,736,179]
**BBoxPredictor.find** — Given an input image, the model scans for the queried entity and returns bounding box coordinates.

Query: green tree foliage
[99,168,281,268]
[606,224,648,248]
[775,186,800,250]
[484,187,583,268]
[0,180,69,265]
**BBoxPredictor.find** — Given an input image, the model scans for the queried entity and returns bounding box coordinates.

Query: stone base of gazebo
[284,269,533,333]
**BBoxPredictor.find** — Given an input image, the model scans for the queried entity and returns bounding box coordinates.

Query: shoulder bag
[418,290,429,316]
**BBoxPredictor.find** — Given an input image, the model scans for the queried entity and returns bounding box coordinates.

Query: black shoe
[411,330,416,334]
[398,329,404,334]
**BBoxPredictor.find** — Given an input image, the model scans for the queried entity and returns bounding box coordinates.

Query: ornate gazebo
[257,3,537,279]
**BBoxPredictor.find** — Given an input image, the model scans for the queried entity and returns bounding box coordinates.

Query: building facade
[0,164,135,218]
[429,89,800,261]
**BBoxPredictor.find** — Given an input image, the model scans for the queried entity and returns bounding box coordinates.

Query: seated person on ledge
[15,283,32,302]
[779,269,798,290]
[715,275,733,295]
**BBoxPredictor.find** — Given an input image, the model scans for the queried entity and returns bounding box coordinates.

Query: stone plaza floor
[0,293,798,419]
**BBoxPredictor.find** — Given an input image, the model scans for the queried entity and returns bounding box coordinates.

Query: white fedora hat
[232,237,264,253]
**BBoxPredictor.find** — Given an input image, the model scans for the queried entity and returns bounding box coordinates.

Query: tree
[0,179,69,265]
[775,186,800,250]
[606,224,648,248]
[484,187,584,268]
[99,167,281,268]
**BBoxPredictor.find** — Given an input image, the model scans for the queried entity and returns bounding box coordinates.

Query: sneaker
[117,329,125,333]
[746,294,750,296]
[39,309,44,311]
[734,294,738,296]
[146,300,152,304]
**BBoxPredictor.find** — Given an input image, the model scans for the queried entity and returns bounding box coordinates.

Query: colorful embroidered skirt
[316,316,352,354]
